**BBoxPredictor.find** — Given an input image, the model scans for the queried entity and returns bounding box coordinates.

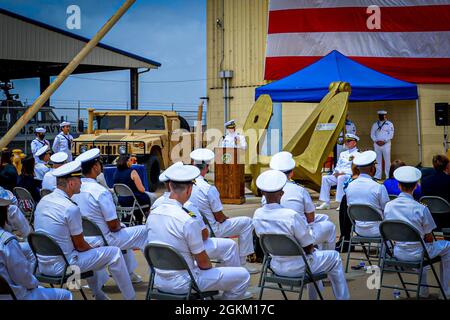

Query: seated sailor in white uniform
[72,148,146,284]
[263,151,336,250]
[188,148,258,273]
[41,152,68,192]
[253,169,350,300]
[0,192,72,300]
[345,151,389,237]
[152,161,241,268]
[34,145,51,183]
[220,120,247,150]
[33,160,135,300]
[0,186,34,269]
[384,166,450,299]
[317,134,361,210]
[336,114,357,159]
[146,164,251,299]
[31,127,50,163]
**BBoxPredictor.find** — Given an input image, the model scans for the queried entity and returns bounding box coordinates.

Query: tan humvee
[73,108,193,191]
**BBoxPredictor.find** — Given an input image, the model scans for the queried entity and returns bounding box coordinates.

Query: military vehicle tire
[145,155,160,192]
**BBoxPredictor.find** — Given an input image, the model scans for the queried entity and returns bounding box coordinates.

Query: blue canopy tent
[255,50,422,161]
[256,50,418,102]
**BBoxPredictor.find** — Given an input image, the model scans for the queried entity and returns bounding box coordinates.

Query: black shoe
[335,238,355,253]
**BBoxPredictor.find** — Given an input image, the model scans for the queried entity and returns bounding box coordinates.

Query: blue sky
[0,0,206,120]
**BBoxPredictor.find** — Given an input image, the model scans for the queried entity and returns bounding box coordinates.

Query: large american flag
[265,0,450,83]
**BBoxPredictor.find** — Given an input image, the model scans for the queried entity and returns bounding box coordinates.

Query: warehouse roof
[0,8,161,79]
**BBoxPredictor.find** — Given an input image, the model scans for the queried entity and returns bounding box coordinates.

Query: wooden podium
[214,147,245,204]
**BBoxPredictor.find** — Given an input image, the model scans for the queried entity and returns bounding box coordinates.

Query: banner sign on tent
[265,0,450,83]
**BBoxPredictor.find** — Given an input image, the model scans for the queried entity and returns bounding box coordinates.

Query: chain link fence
[0,98,206,154]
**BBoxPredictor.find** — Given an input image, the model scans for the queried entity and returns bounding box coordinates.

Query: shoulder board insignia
[182,207,196,218]
[289,179,301,186]
[0,231,17,245]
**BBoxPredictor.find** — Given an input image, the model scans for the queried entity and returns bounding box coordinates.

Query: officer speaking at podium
[220,120,247,150]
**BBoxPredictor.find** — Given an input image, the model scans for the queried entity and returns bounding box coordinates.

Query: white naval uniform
[34,160,50,181]
[31,138,50,162]
[319,147,360,204]
[370,120,394,180]
[34,188,135,300]
[41,169,56,191]
[146,197,250,299]
[0,228,72,300]
[221,132,247,150]
[345,173,390,237]
[4,200,35,269]
[336,121,357,158]
[253,203,350,300]
[72,178,148,275]
[384,192,450,294]
[262,180,336,250]
[52,132,74,161]
[152,193,240,267]
[189,175,254,264]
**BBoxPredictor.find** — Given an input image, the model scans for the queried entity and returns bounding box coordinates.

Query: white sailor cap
[377,110,387,115]
[345,133,360,142]
[353,150,377,167]
[159,161,184,183]
[394,166,422,183]
[35,145,50,157]
[190,148,215,164]
[52,160,82,178]
[50,152,68,164]
[76,148,100,163]
[225,119,236,128]
[165,165,200,183]
[256,169,287,193]
[0,186,13,206]
[269,151,295,172]
[60,121,71,127]
[35,127,46,133]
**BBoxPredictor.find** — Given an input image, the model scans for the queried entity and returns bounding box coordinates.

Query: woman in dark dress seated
[383,159,422,200]
[0,149,18,192]
[421,155,450,230]
[17,156,41,203]
[113,155,150,224]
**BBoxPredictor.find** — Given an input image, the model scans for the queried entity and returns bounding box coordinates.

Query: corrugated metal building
[206,0,448,167]
[0,8,161,108]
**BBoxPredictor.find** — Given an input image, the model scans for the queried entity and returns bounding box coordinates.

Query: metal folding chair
[144,243,218,300]
[13,187,36,224]
[345,204,383,273]
[198,212,216,238]
[377,220,448,300]
[81,216,127,254]
[419,196,450,239]
[113,183,149,226]
[388,194,398,201]
[258,233,327,300]
[40,189,52,198]
[27,232,94,300]
[0,275,17,300]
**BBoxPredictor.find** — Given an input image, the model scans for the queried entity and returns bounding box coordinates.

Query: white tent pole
[415,99,423,165]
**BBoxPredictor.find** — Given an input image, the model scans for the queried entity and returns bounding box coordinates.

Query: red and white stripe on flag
[265,0,450,83]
